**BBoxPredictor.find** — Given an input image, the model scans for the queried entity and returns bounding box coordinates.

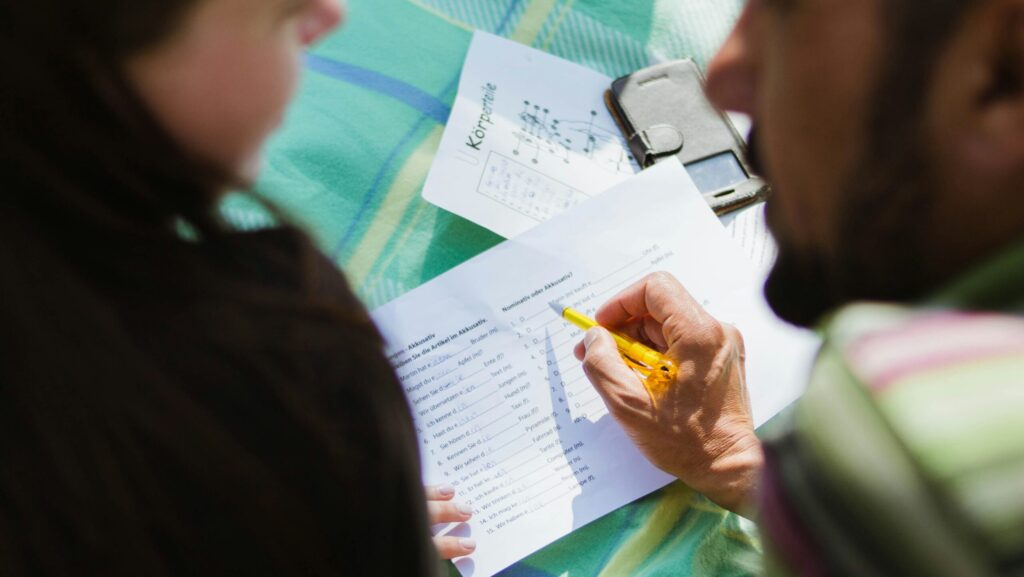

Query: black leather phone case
[605,59,769,215]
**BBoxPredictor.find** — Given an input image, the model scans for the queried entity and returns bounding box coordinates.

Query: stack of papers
[375,159,819,576]
[423,32,777,272]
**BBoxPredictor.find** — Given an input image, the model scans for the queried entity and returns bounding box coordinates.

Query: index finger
[425,484,456,501]
[595,272,702,329]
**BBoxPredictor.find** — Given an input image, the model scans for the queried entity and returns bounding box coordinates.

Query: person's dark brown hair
[0,0,437,575]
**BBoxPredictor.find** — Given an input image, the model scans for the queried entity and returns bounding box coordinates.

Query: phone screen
[685,151,748,195]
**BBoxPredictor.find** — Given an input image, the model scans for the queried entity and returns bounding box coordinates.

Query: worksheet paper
[373,161,819,577]
[424,32,778,277]
[722,202,778,276]
[422,31,640,239]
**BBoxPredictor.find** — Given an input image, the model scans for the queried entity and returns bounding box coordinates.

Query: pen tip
[549,301,566,316]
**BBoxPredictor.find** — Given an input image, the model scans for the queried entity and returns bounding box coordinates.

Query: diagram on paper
[477,101,637,223]
[422,31,642,239]
[478,152,589,222]
[512,102,636,175]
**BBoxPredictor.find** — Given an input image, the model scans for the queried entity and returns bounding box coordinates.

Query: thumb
[582,328,646,407]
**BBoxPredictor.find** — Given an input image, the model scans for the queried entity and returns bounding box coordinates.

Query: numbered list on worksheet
[389,259,676,539]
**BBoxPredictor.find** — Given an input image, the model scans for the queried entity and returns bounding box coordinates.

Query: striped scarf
[760,240,1024,577]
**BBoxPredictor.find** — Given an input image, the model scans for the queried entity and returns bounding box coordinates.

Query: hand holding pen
[559,272,763,515]
[550,303,678,400]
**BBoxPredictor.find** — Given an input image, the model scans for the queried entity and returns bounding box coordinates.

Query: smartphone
[605,59,768,215]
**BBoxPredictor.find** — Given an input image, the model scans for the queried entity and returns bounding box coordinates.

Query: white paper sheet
[374,161,819,577]
[422,31,639,239]
[722,202,779,276]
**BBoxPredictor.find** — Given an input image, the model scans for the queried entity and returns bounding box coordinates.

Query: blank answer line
[459,365,490,384]
[512,461,551,485]
[497,444,534,467]
[567,381,596,397]
[492,433,528,454]
[463,403,505,426]
[488,421,522,440]
[568,383,590,397]
[550,336,579,353]
[525,479,568,503]
[529,463,570,488]
[556,350,577,365]
[504,449,550,473]
[463,387,501,409]
[565,372,587,386]
[593,265,654,300]
[543,486,581,508]
[539,316,563,329]
[446,342,479,361]
[593,255,647,285]
[478,414,515,433]
[526,306,554,322]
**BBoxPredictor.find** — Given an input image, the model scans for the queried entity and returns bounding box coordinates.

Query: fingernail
[584,328,601,350]
[460,538,477,551]
[437,484,455,497]
[457,503,475,516]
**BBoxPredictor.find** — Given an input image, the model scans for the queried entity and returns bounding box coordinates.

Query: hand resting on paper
[572,272,763,514]
[425,484,477,559]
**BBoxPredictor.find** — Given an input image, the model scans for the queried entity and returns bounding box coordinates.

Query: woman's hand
[573,272,763,514]
[425,485,477,559]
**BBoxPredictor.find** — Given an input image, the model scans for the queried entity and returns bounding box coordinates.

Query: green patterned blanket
[225,1,762,575]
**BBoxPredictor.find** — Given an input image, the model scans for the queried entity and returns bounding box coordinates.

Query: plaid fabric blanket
[225,1,761,575]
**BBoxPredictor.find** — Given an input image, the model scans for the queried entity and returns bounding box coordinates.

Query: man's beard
[751,127,938,328]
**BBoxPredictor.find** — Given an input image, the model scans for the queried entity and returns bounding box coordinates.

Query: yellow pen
[550,302,678,394]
